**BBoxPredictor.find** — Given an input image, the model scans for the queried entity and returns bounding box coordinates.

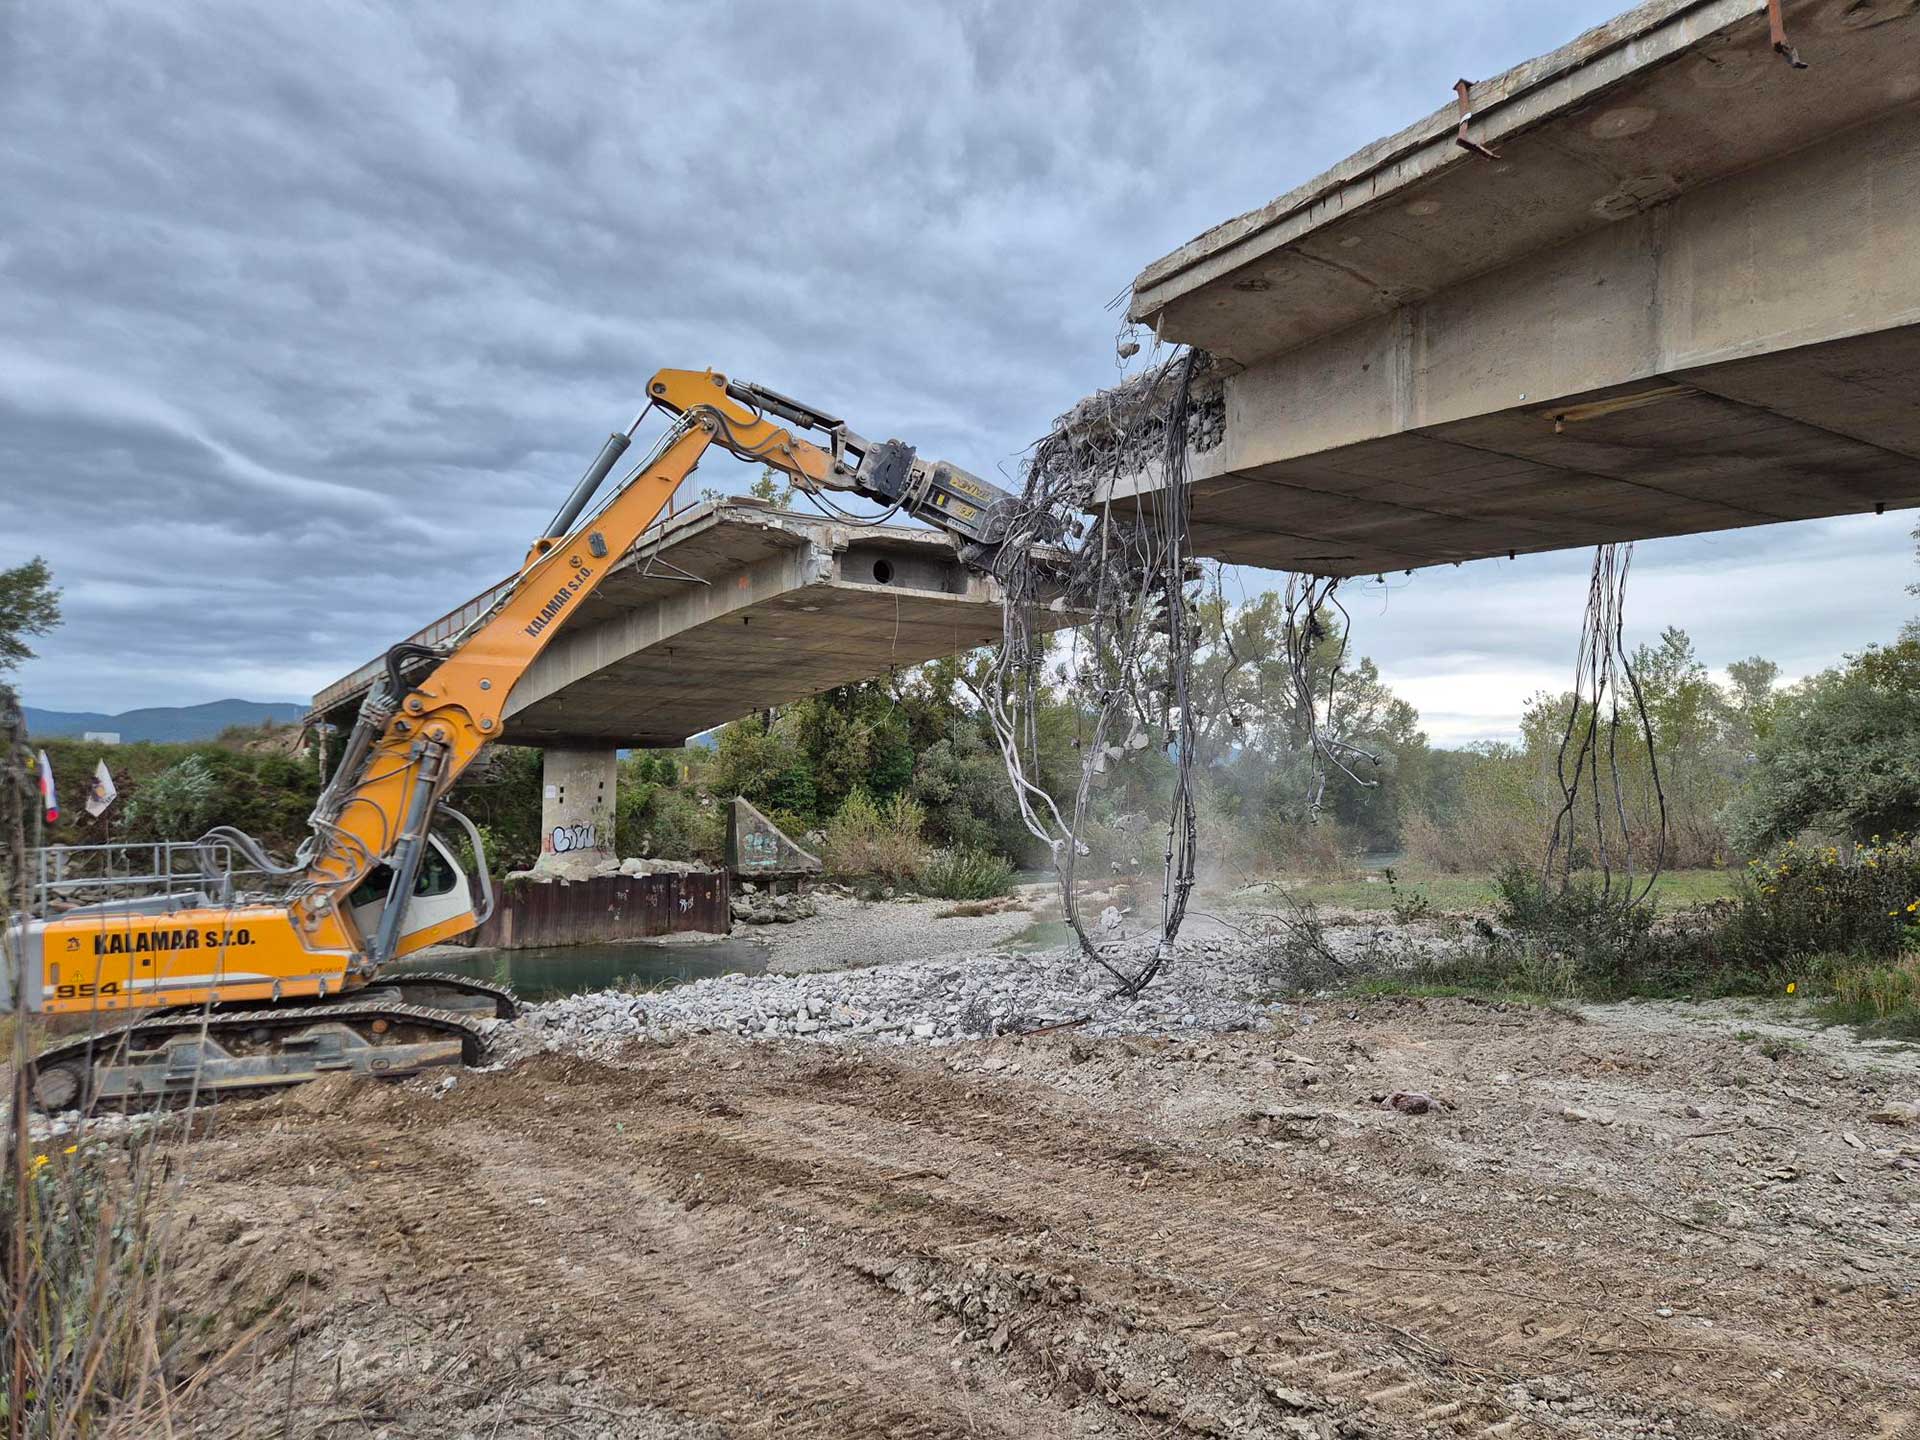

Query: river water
[393,936,771,1001]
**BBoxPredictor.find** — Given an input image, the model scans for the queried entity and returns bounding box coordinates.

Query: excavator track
[26,1000,493,1113]
[383,971,520,1019]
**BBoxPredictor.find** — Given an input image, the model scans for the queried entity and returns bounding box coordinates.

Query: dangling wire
[1281,573,1385,821]
[972,348,1218,995]
[1544,543,1669,905]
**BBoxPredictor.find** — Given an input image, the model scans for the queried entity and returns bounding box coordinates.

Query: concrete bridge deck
[311,499,1022,748]
[311,498,1040,872]
[1119,0,1920,574]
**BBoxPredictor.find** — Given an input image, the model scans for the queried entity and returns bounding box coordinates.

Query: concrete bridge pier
[533,746,618,877]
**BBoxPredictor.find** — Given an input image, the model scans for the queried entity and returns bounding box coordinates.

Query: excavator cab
[345,832,482,961]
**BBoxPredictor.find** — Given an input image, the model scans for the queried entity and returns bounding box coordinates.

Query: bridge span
[310,499,1039,872]
[1117,0,1920,572]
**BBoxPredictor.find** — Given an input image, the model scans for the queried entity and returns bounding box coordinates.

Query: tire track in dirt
[374,1131,1042,1436]
[661,1049,1912,1437]
[172,1041,1920,1439]
[558,1045,1915,1436]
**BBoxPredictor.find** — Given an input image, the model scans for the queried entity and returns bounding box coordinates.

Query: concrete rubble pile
[515,926,1411,1057]
[729,880,817,926]
[507,854,715,884]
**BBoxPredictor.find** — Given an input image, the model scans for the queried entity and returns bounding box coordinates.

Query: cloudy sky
[4,2,1913,745]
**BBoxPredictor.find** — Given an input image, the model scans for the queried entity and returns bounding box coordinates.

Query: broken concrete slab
[1116,0,1920,574]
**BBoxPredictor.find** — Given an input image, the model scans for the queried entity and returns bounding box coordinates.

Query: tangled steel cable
[974,351,1215,995]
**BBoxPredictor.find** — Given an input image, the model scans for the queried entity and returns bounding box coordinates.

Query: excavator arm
[648,369,1023,562]
[13,367,1031,1106]
[297,368,1024,974]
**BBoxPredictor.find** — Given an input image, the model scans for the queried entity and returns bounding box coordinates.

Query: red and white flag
[36,748,58,822]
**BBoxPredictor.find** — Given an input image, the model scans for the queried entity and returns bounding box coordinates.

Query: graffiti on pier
[544,822,598,854]
[740,831,780,870]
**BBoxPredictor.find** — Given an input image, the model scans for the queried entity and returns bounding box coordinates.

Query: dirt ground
[151,994,1918,1439]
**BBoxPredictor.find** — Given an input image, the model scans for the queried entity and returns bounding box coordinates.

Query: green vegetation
[819,788,928,887]
[0,1137,251,1434]
[1724,627,1920,849]
[1402,628,1780,874]
[33,733,320,857]
[1354,839,1920,1024]
[1263,866,1737,913]
[917,845,1016,901]
[0,555,61,674]
[613,748,720,866]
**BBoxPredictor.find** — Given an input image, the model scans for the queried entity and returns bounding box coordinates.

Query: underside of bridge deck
[312,501,1038,748]
[1117,0,1920,575]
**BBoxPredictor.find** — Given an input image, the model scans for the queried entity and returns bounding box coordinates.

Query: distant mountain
[23,699,308,743]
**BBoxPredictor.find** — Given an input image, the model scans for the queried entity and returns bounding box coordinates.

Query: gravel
[510,921,1408,1059]
[751,890,1042,974]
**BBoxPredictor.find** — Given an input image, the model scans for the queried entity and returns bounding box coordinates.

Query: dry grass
[5,688,271,1434]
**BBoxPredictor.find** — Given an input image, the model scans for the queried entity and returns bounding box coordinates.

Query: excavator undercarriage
[25,973,516,1111]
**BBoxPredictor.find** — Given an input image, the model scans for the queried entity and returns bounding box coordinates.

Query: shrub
[1477,864,1728,998]
[0,1124,274,1433]
[917,846,1015,900]
[819,788,927,885]
[1493,865,1657,963]
[1718,835,1920,967]
[122,754,219,840]
[1248,890,1348,993]
[1827,954,1920,1026]
[1383,867,1432,925]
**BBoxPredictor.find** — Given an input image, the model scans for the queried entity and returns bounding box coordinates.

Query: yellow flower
[61,1145,77,1156]
[1786,982,1797,995]
[30,1155,48,1171]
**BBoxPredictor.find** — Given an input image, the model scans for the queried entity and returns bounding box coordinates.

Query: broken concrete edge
[726,795,822,877]
[632,496,977,571]
[1128,0,1755,322]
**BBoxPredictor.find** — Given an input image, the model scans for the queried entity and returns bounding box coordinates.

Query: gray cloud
[3,1,1913,732]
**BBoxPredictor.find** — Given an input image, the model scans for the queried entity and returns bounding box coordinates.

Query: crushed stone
[509,922,1423,1059]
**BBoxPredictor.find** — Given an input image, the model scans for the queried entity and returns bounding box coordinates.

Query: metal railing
[308,576,519,716]
[304,497,736,720]
[29,839,281,915]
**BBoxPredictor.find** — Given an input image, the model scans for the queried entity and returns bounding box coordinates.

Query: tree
[1725,630,1920,849]
[1187,589,1426,850]
[748,466,795,507]
[0,556,61,673]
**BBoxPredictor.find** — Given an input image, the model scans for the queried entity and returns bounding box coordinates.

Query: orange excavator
[8,369,1024,1109]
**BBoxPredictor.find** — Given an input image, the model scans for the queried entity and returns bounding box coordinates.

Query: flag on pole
[36,748,58,822]
[85,758,118,818]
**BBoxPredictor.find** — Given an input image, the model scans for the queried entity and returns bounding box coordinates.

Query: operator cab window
[348,845,457,908]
